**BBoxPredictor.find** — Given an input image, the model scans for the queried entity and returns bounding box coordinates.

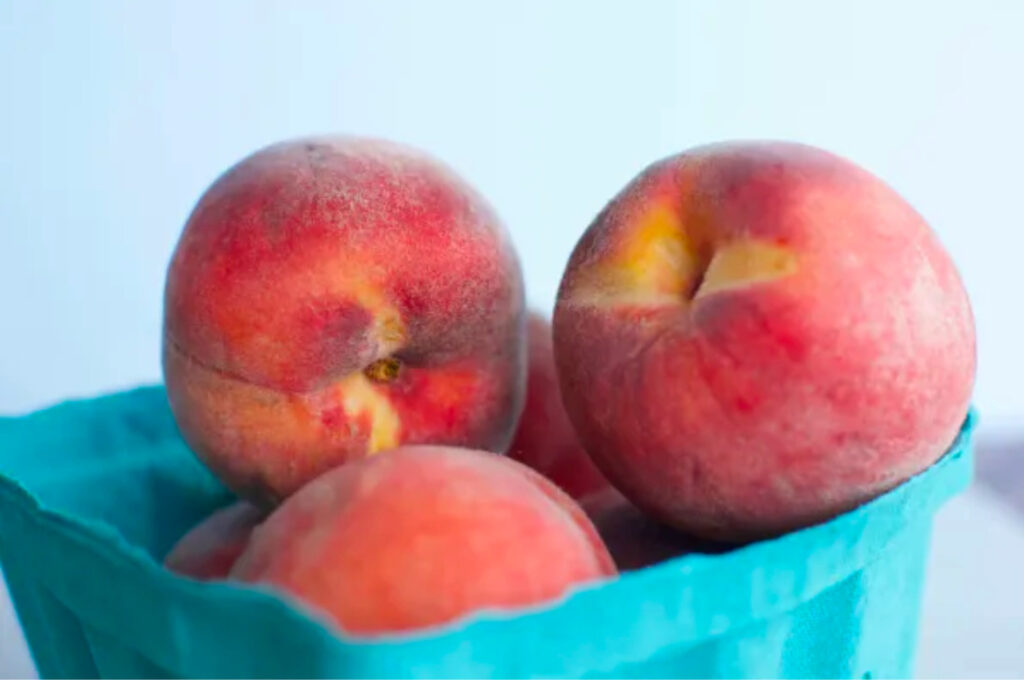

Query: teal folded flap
[0,387,232,558]
[0,387,975,679]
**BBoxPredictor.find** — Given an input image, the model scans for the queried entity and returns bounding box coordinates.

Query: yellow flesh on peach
[694,241,798,298]
[167,344,401,457]
[345,278,407,356]
[566,204,700,307]
[335,373,402,454]
[565,200,797,308]
[210,256,408,389]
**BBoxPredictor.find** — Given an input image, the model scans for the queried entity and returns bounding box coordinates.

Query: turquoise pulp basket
[0,387,974,679]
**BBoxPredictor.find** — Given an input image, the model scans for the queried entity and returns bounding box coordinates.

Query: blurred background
[1,1,1021,676]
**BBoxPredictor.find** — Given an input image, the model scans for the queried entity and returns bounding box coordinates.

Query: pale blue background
[1,2,1022,677]
[2,0,1022,427]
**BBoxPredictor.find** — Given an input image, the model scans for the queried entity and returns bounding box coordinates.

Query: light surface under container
[0,387,974,678]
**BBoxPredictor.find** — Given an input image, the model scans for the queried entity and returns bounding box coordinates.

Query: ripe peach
[163,137,526,505]
[554,141,976,542]
[580,488,724,570]
[231,445,616,635]
[507,313,608,498]
[164,502,264,580]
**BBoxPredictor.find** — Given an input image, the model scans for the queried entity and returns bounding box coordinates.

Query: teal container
[0,387,974,679]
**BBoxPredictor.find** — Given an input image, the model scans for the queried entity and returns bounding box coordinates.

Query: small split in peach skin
[555,141,976,542]
[507,313,609,499]
[163,137,526,506]
[164,501,265,580]
[231,445,616,635]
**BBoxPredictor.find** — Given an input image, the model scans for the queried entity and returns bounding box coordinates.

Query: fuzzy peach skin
[507,313,609,498]
[554,141,976,542]
[164,502,264,580]
[163,137,526,505]
[230,445,616,635]
[580,488,725,571]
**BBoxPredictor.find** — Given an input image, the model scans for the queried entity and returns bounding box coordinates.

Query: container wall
[0,389,974,679]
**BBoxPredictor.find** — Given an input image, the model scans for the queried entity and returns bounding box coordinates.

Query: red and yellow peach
[554,141,975,542]
[163,137,526,505]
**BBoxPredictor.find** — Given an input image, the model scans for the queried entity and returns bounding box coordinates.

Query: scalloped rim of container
[0,401,975,677]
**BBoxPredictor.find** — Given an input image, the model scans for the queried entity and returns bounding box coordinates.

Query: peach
[231,445,616,635]
[163,137,526,505]
[580,488,724,570]
[554,141,976,542]
[164,501,264,580]
[507,313,609,498]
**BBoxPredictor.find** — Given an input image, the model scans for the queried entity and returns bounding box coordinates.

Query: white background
[1,1,1022,676]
